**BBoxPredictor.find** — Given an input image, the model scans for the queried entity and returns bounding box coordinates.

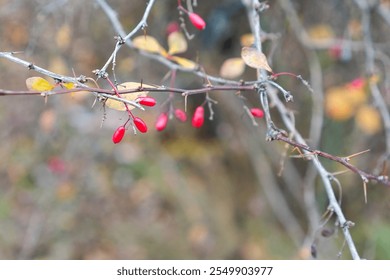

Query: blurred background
[0,0,389,259]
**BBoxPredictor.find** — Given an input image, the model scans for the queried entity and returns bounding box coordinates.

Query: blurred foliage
[0,0,389,260]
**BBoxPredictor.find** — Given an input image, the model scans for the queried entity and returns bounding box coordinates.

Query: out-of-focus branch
[243,0,361,259]
[268,88,361,260]
[355,0,390,163]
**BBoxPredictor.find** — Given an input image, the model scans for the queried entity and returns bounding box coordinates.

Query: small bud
[155,113,169,131]
[133,117,148,133]
[189,12,206,30]
[137,97,156,107]
[192,106,204,128]
[112,126,126,144]
[174,109,187,122]
[250,108,264,118]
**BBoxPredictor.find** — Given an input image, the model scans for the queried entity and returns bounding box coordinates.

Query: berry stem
[106,77,135,119]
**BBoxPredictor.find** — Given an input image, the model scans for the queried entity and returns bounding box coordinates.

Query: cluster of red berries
[112,96,156,144]
[155,108,187,131]
[155,106,204,132]
[111,8,265,144]
[112,94,264,143]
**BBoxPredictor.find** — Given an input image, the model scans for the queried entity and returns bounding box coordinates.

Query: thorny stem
[244,0,282,141]
[276,134,389,187]
[0,0,388,260]
[0,61,387,189]
[95,0,156,77]
[243,0,361,259]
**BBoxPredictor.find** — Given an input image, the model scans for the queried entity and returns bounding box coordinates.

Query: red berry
[192,106,204,128]
[155,113,169,131]
[174,109,187,122]
[189,12,206,30]
[137,97,156,107]
[133,117,148,133]
[112,126,126,144]
[250,108,264,118]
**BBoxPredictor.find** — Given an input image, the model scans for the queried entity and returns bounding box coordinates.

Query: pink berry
[137,97,156,107]
[250,108,264,118]
[155,113,169,131]
[166,22,180,35]
[174,109,187,122]
[348,78,365,90]
[133,117,148,133]
[189,12,206,30]
[192,106,204,128]
[112,126,126,144]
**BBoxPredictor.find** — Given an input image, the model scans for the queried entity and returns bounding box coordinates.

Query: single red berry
[250,108,264,118]
[112,126,126,144]
[155,113,169,131]
[192,106,204,128]
[133,117,148,133]
[188,12,206,30]
[174,109,187,122]
[137,96,156,107]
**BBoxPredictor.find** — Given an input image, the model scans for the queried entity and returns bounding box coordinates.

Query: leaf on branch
[62,82,75,89]
[132,35,166,55]
[105,82,155,111]
[167,31,187,55]
[169,56,197,69]
[26,77,55,91]
[241,47,273,72]
[219,57,246,79]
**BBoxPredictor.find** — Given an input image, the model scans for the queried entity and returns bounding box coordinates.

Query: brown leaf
[241,47,273,72]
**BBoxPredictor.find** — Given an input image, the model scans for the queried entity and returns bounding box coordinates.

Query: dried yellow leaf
[56,24,72,51]
[241,47,272,72]
[307,24,335,42]
[105,82,155,111]
[167,31,188,55]
[132,35,165,54]
[170,56,197,69]
[325,86,354,121]
[219,57,246,79]
[355,105,382,135]
[62,82,75,89]
[26,77,55,92]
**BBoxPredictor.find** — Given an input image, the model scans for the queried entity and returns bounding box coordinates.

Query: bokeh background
[0,0,389,259]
